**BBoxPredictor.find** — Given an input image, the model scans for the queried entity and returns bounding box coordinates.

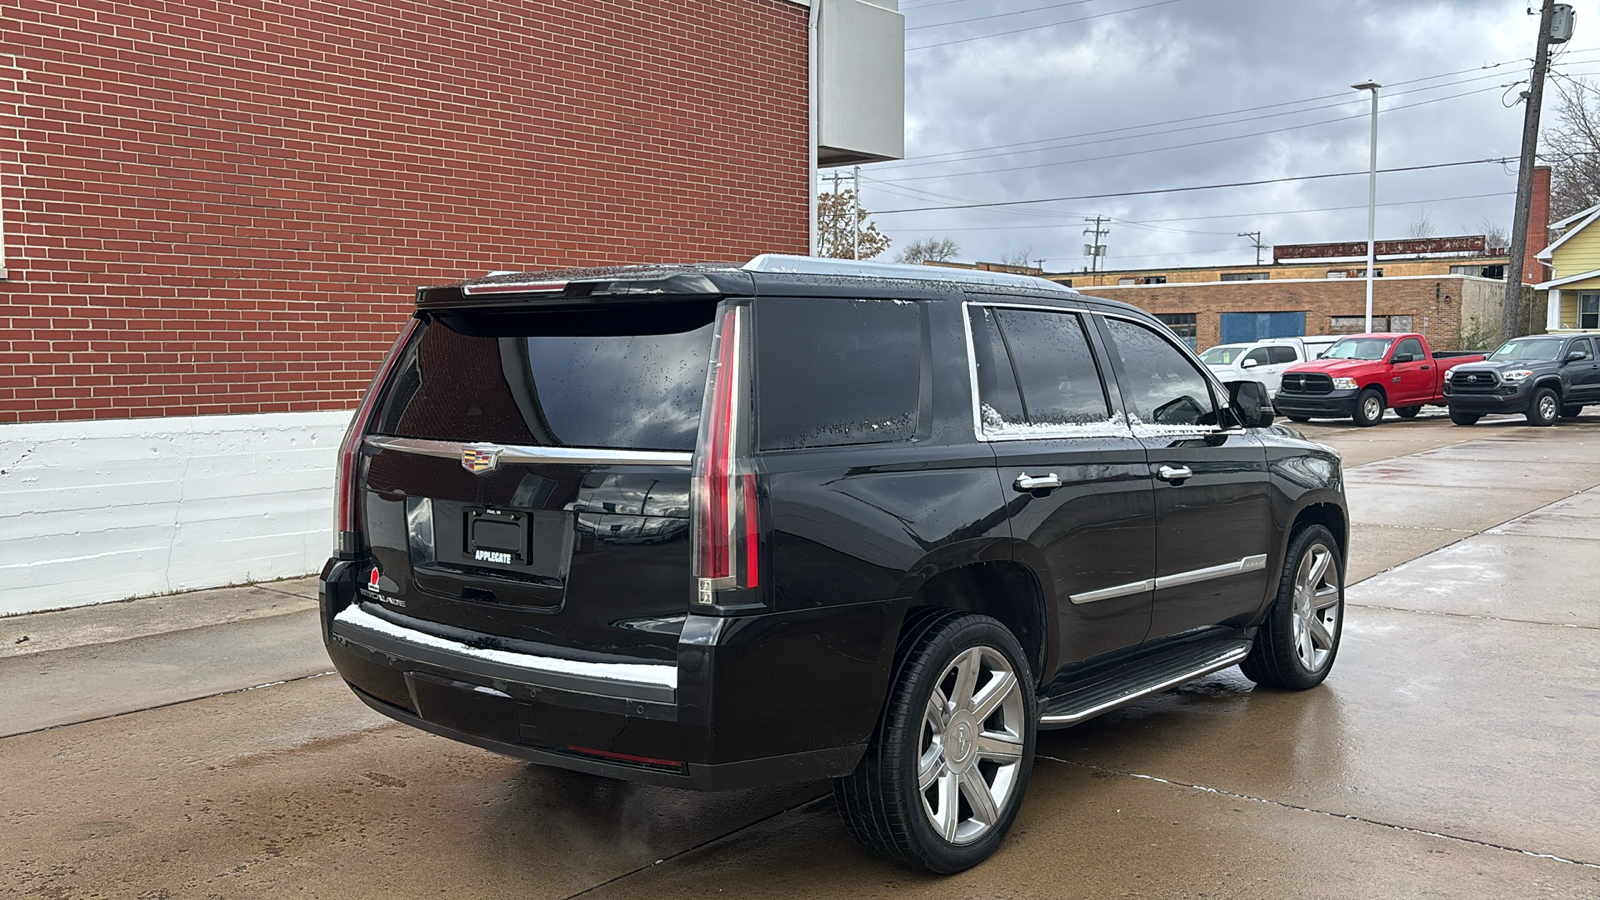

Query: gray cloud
[864,0,1581,272]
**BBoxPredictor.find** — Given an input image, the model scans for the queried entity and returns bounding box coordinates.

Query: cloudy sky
[860,0,1597,272]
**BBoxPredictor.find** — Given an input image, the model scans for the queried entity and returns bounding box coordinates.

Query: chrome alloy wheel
[1291,542,1341,671]
[1361,395,1383,423]
[917,646,1026,845]
[1537,392,1559,422]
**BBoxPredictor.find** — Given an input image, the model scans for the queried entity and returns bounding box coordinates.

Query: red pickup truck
[1271,333,1486,426]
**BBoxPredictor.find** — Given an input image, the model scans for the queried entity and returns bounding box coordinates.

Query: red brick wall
[1521,166,1552,284]
[0,0,809,423]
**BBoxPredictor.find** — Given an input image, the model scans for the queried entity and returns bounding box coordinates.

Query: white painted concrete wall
[0,411,353,616]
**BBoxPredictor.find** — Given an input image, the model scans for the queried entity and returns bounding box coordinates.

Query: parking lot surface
[3,412,1598,898]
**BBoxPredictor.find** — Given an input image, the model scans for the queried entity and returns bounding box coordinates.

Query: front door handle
[1420,365,1432,371]
[1157,465,1194,482]
[1014,472,1062,492]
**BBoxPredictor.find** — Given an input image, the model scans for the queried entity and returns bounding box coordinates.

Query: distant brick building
[0,0,905,613]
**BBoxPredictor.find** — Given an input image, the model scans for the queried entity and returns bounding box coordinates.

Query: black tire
[1560,405,1583,419]
[1525,387,1559,427]
[1286,414,1311,423]
[1241,524,1344,691]
[1394,405,1422,419]
[834,611,1038,874]
[1449,409,1480,426]
[1352,388,1385,427]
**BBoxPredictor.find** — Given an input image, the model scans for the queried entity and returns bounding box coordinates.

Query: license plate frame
[465,508,529,566]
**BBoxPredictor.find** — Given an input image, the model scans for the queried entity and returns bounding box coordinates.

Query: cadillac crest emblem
[461,445,503,474]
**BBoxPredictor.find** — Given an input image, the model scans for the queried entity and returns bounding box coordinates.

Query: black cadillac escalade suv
[319,256,1348,873]
[1443,333,1600,426]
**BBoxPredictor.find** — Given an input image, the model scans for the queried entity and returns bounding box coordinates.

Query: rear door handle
[1014,473,1062,492]
[1157,465,1193,482]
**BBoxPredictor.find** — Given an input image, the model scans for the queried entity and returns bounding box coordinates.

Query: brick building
[1,0,905,612]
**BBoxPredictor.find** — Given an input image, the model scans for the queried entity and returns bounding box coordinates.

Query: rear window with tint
[373,303,716,451]
[754,297,922,450]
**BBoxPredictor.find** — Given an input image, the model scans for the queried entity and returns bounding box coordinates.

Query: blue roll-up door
[1219,311,1307,344]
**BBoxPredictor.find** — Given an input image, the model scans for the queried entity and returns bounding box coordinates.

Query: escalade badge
[462,445,503,474]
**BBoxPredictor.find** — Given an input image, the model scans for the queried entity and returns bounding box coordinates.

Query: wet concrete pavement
[3,412,1598,898]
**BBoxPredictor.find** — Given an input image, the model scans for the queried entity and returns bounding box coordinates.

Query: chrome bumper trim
[364,436,692,467]
[332,604,678,692]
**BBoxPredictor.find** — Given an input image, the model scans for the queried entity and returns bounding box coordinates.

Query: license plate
[466,508,528,565]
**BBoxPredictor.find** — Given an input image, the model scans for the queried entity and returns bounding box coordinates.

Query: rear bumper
[1272,389,1358,419]
[319,558,883,791]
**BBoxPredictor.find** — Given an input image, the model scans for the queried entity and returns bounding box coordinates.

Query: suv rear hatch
[356,300,718,665]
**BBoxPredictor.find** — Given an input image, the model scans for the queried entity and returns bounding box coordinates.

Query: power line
[880,191,1517,234]
[886,48,1600,172]
[906,0,1094,31]
[877,70,1524,177]
[873,83,1514,184]
[908,0,1191,51]
[870,157,1516,215]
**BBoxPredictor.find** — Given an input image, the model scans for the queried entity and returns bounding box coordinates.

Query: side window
[1395,338,1424,360]
[755,297,921,450]
[1100,317,1218,428]
[1570,339,1593,360]
[1269,346,1299,365]
[1244,347,1272,366]
[991,308,1111,427]
[967,306,1111,434]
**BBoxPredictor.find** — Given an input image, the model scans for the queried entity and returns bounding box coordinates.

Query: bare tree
[1480,219,1510,254]
[817,188,891,260]
[1406,211,1437,239]
[895,237,960,265]
[1543,78,1600,221]
[999,246,1036,268]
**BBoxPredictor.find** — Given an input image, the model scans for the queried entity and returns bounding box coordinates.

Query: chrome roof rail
[743,254,1075,293]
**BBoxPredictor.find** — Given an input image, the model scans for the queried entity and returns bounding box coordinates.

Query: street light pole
[1354,80,1381,333]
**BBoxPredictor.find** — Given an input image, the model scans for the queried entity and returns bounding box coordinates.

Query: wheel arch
[1285,497,1348,575]
[895,557,1050,688]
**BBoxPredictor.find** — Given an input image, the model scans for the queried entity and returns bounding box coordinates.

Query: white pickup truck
[1200,335,1341,397]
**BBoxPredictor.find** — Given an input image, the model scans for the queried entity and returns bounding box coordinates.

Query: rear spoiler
[417,269,755,309]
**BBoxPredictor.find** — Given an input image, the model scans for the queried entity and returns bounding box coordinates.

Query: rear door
[1093,314,1275,640]
[972,303,1156,666]
[359,301,719,664]
[1570,338,1600,402]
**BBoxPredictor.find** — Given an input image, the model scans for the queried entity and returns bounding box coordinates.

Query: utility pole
[1503,0,1562,343]
[852,165,861,261]
[1083,216,1110,273]
[1238,231,1266,266]
[1353,80,1381,333]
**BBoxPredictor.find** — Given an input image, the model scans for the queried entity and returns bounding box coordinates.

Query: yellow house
[1534,204,1600,331]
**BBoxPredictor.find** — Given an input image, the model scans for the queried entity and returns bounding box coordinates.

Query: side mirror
[1225,380,1274,429]
[1390,352,1414,364]
[1241,358,1260,369]
[1567,350,1588,362]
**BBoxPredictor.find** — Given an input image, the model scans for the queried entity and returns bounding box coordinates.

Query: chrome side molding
[1069,554,1268,605]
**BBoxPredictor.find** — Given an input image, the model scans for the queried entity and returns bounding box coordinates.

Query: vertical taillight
[333,318,419,558]
[692,303,760,608]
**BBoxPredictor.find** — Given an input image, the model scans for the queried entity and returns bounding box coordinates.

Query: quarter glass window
[755,297,921,450]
